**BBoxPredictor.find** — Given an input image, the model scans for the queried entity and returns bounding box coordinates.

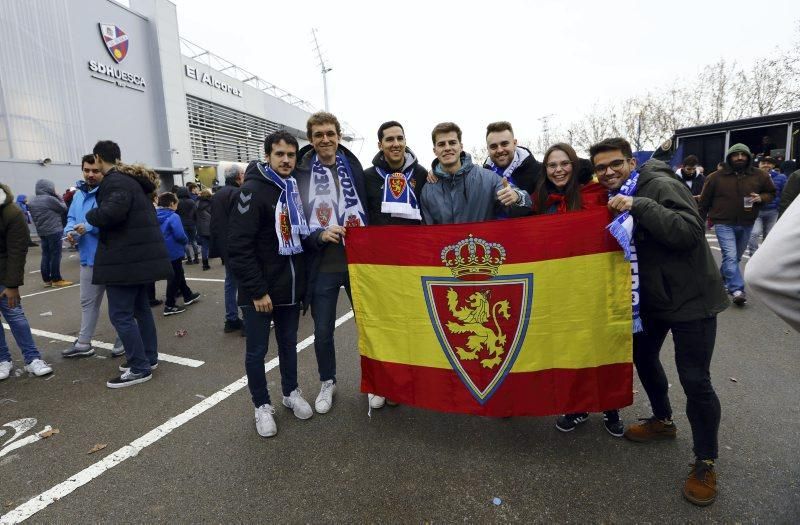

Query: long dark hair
[534,143,582,213]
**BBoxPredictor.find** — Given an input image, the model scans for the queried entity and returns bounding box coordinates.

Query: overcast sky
[164,0,797,166]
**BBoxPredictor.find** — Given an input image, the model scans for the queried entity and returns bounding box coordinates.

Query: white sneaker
[368,393,386,409]
[0,361,12,380]
[315,380,336,414]
[24,359,53,377]
[255,404,277,437]
[282,389,313,420]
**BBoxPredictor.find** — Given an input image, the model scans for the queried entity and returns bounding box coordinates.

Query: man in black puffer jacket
[86,140,172,389]
[210,165,244,333]
[176,186,199,264]
[227,131,312,437]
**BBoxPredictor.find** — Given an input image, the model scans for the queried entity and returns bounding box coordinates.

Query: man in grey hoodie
[28,179,72,287]
[419,122,532,224]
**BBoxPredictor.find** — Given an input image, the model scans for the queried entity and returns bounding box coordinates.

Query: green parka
[630,160,729,322]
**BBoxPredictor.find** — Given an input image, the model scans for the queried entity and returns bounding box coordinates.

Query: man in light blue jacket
[62,155,124,358]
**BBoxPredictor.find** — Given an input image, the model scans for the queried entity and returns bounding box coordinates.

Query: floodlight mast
[311,28,332,111]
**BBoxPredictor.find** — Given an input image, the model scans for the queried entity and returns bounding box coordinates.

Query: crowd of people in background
[1,111,799,509]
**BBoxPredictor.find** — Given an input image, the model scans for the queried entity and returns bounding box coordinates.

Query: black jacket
[209,180,240,259]
[176,187,197,229]
[227,162,307,307]
[295,143,367,305]
[630,160,729,322]
[673,169,706,198]
[0,183,30,288]
[196,196,212,237]
[363,148,427,225]
[86,166,173,285]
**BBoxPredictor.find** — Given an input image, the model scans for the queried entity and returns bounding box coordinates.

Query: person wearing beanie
[699,144,776,306]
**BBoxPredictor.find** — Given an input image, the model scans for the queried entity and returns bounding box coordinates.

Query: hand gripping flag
[346,207,633,417]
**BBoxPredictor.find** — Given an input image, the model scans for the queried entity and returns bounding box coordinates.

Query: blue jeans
[311,271,352,382]
[714,224,752,293]
[198,235,210,260]
[39,233,63,282]
[747,209,778,254]
[0,288,42,364]
[634,316,720,460]
[224,264,239,322]
[106,284,157,374]
[243,305,300,407]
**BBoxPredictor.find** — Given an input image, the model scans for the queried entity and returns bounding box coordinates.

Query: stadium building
[0,0,351,195]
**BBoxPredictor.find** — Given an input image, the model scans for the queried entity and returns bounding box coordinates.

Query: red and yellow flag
[346,207,632,417]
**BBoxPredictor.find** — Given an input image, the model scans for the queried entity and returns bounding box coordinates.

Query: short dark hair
[157,192,178,207]
[431,122,462,145]
[264,130,299,155]
[760,156,777,166]
[186,182,198,190]
[486,121,514,138]
[306,112,341,140]
[378,121,404,141]
[81,154,96,166]
[683,155,699,167]
[92,140,121,164]
[589,137,633,163]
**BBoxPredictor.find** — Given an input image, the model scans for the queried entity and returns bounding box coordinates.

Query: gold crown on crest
[440,235,507,281]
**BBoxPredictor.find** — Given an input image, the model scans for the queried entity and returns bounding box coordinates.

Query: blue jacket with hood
[156,207,188,261]
[64,180,100,266]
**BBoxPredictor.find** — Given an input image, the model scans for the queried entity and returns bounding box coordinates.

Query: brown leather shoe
[623,417,677,442]
[51,279,74,287]
[683,460,717,506]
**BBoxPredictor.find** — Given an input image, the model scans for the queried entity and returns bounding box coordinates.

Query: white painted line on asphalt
[21,285,80,298]
[1,325,205,368]
[185,278,225,283]
[0,426,52,459]
[0,309,355,524]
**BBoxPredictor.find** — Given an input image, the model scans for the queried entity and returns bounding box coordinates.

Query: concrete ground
[0,234,798,523]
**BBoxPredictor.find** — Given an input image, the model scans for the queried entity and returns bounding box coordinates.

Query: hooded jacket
[630,160,729,322]
[698,143,776,225]
[0,183,30,288]
[15,195,32,224]
[156,207,189,261]
[176,187,197,229]
[227,161,307,307]
[28,179,67,236]
[209,177,240,260]
[419,153,532,224]
[363,148,428,225]
[64,180,101,266]
[196,194,212,237]
[86,165,173,285]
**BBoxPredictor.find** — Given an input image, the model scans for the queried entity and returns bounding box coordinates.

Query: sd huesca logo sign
[99,23,129,63]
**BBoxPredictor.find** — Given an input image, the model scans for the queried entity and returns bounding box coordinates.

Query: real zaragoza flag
[346,207,633,417]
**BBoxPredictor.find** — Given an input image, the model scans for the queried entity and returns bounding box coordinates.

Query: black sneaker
[149,299,163,307]
[119,361,158,373]
[555,413,589,432]
[224,318,243,333]
[61,345,95,358]
[107,370,152,389]
[183,292,201,306]
[603,411,624,437]
[164,305,186,316]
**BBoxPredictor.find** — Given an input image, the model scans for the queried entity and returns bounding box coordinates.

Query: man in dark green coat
[592,138,729,507]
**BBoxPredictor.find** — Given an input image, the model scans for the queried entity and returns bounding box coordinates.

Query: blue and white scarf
[307,152,367,231]
[487,147,529,186]
[258,162,309,255]
[607,170,642,333]
[375,164,421,221]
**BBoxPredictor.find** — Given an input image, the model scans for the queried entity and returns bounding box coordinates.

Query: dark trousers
[183,226,199,260]
[243,305,300,407]
[39,233,63,282]
[311,271,352,383]
[106,284,158,374]
[165,259,193,307]
[633,315,721,460]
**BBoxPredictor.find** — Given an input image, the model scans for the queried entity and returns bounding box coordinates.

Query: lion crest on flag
[446,288,510,369]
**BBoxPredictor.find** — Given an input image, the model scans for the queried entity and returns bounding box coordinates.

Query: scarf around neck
[307,152,367,231]
[376,157,420,220]
[258,162,309,255]
[487,147,529,186]
[607,170,642,333]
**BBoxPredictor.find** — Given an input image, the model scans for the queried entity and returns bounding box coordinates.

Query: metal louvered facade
[187,95,281,164]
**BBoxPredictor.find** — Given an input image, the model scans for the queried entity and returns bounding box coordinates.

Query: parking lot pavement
[1,243,799,523]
